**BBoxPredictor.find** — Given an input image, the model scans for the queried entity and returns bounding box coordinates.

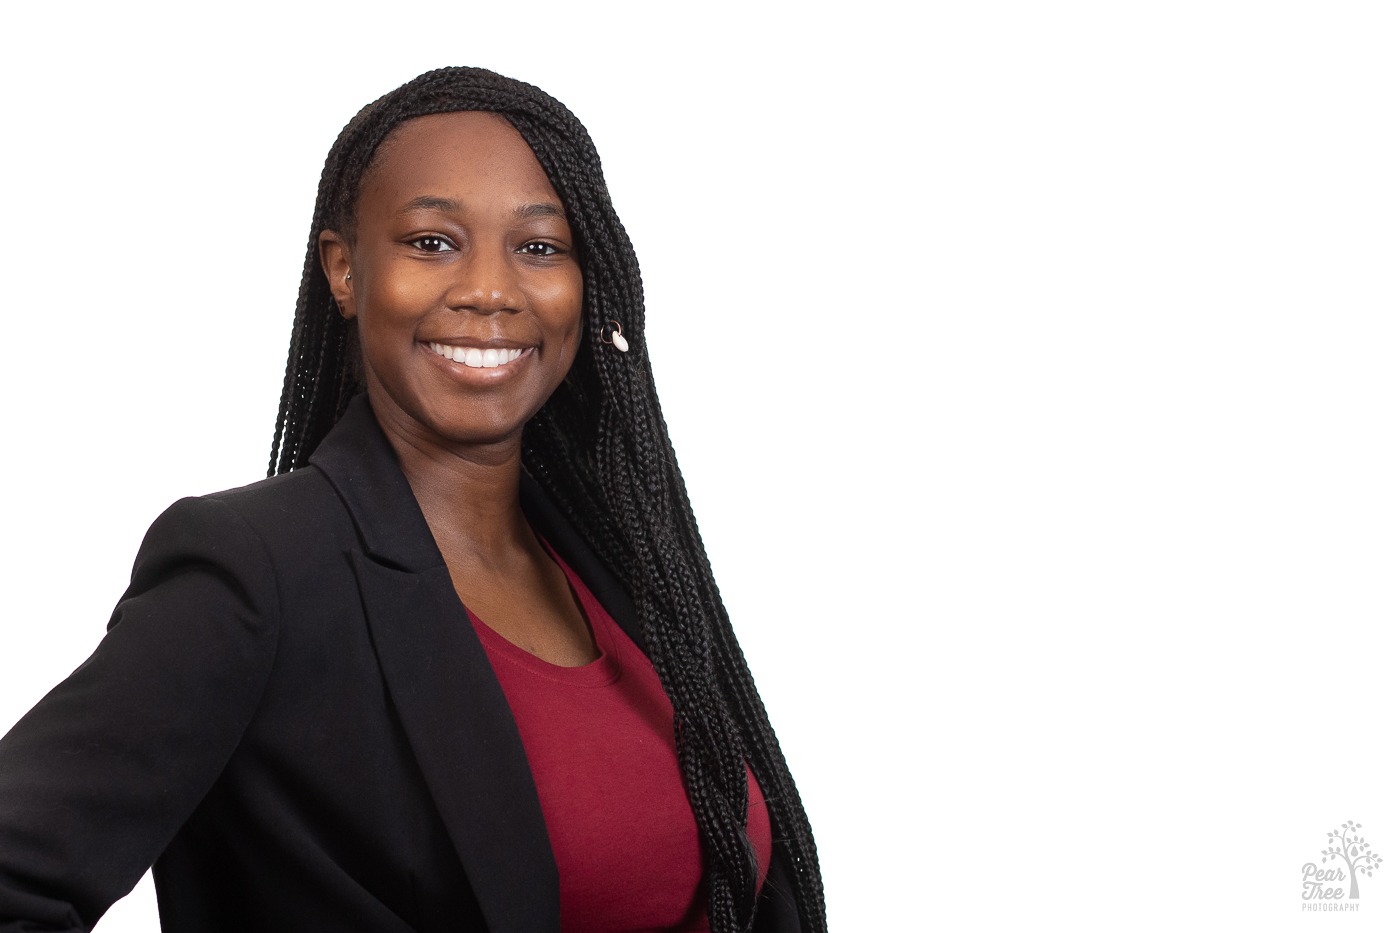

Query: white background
[1,1,1397,930]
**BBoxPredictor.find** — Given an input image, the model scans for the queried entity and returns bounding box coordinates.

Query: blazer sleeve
[755,846,804,933]
[0,496,281,932]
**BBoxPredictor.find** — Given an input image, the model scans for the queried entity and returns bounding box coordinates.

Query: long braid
[270,67,826,932]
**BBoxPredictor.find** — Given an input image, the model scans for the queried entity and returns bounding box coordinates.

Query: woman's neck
[370,398,535,571]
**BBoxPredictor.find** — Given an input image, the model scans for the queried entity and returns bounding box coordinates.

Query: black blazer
[0,396,801,932]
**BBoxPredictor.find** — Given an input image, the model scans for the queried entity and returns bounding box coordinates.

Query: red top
[468,542,771,932]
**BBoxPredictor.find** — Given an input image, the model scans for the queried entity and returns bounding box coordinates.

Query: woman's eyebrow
[514,202,566,220]
[396,195,460,215]
[394,196,566,220]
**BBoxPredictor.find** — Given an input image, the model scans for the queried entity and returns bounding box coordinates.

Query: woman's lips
[428,342,528,369]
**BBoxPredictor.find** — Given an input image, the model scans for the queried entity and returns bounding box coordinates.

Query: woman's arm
[0,496,281,931]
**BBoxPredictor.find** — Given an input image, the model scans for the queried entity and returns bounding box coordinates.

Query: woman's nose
[447,246,524,314]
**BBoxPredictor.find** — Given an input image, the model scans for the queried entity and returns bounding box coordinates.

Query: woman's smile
[427,342,529,369]
[421,340,537,385]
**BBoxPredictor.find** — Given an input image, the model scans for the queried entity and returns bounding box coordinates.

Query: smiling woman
[322,113,587,453]
[0,68,825,933]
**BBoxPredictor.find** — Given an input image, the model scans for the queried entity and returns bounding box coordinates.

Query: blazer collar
[307,394,449,573]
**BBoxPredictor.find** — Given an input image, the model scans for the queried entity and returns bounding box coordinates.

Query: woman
[0,67,824,932]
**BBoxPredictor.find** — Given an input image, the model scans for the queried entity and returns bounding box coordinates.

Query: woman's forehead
[358,111,561,211]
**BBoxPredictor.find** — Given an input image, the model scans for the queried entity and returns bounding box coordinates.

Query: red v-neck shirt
[468,543,771,932]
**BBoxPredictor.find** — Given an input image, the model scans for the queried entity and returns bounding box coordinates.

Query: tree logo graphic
[1315,821,1384,900]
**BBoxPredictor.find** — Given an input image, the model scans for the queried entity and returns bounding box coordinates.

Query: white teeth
[430,343,526,368]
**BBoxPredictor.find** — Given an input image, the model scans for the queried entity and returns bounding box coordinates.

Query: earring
[344,272,352,283]
[603,320,629,352]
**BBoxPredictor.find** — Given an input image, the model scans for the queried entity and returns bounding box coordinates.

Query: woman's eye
[518,241,561,257]
[409,236,454,253]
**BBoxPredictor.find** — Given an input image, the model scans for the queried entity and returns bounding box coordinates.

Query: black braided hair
[269,67,825,933]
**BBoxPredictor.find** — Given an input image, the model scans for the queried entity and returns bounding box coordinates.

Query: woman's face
[321,111,584,455]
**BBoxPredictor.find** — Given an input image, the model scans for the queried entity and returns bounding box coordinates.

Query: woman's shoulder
[203,465,345,529]
[114,467,365,647]
[137,467,355,582]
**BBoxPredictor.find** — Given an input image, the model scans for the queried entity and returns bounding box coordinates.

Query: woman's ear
[319,231,355,320]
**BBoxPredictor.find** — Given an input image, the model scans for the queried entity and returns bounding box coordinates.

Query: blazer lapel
[352,556,558,932]
[310,396,560,933]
